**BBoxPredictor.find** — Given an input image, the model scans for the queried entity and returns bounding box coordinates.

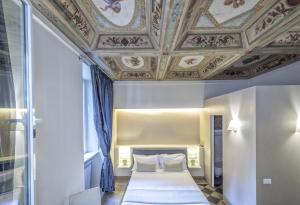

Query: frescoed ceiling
[30,0,300,80]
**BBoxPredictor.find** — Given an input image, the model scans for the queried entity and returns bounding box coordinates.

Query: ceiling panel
[30,0,300,80]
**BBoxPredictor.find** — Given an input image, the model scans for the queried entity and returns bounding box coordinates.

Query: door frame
[210,115,215,187]
[23,1,34,204]
[210,115,223,187]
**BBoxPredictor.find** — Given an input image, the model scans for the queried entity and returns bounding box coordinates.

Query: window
[82,63,98,154]
[0,0,34,204]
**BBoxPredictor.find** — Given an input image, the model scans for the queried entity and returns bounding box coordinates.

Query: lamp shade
[228,119,240,132]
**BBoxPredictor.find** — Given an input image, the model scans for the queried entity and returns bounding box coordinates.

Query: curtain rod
[78,54,95,66]
[78,55,113,80]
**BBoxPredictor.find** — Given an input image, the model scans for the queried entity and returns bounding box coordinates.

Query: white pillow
[164,161,184,172]
[160,153,187,171]
[132,154,159,171]
[136,161,157,172]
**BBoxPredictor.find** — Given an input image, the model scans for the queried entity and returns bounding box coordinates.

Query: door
[0,0,34,204]
[211,115,223,188]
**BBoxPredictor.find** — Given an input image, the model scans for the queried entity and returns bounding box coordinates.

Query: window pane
[0,0,31,204]
[82,64,98,153]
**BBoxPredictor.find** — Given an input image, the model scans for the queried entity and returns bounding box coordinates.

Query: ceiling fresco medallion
[92,0,136,26]
[121,56,145,69]
[179,33,242,49]
[209,0,259,24]
[178,56,205,68]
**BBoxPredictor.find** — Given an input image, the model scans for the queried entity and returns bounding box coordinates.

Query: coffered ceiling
[30,0,300,80]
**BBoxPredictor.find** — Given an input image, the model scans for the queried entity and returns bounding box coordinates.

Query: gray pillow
[136,161,157,172]
[164,161,184,172]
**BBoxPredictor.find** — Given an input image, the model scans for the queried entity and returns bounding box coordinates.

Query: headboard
[132,147,187,157]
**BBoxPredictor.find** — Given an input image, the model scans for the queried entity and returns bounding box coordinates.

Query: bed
[121,148,209,205]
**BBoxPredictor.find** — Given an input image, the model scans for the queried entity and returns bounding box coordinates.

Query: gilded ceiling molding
[250,54,300,76]
[166,71,200,80]
[209,53,300,80]
[150,57,158,73]
[102,56,121,75]
[178,33,243,49]
[201,56,227,75]
[97,34,154,49]
[156,55,170,80]
[31,0,96,48]
[269,31,300,47]
[162,0,185,51]
[48,0,96,45]
[201,55,242,79]
[177,0,200,41]
[210,68,250,80]
[31,0,300,81]
[246,0,300,44]
[151,0,165,45]
[120,71,154,80]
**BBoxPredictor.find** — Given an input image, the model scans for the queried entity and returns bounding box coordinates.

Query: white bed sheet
[122,171,210,205]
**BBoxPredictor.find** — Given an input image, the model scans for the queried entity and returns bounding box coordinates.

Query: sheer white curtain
[82,63,98,153]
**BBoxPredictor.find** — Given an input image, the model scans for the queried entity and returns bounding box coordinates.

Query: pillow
[164,161,184,172]
[132,154,159,171]
[160,153,187,171]
[136,161,157,172]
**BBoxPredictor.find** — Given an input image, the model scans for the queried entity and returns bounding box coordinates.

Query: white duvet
[122,171,210,205]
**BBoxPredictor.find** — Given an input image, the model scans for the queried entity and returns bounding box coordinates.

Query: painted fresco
[30,0,300,81]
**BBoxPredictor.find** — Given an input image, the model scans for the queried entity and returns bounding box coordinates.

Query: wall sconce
[118,146,131,168]
[296,117,300,133]
[228,119,241,132]
[187,146,200,168]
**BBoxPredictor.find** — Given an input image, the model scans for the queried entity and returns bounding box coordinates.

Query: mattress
[121,171,210,205]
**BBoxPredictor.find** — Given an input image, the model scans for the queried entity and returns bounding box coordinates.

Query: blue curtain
[90,65,115,192]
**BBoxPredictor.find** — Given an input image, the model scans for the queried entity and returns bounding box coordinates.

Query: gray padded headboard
[132,147,187,157]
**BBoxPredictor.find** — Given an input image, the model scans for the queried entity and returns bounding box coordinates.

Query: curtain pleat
[90,65,115,192]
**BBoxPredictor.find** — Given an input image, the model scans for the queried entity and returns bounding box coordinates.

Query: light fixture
[116,108,202,115]
[296,117,300,133]
[118,146,131,168]
[228,119,241,132]
[187,146,200,168]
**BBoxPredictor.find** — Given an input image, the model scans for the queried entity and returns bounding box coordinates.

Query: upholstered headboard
[132,147,187,157]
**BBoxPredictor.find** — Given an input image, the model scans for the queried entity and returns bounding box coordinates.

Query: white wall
[114,81,205,108]
[113,109,203,177]
[256,86,300,205]
[204,88,257,205]
[116,110,200,145]
[203,85,300,205]
[33,19,84,205]
[114,61,300,109]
